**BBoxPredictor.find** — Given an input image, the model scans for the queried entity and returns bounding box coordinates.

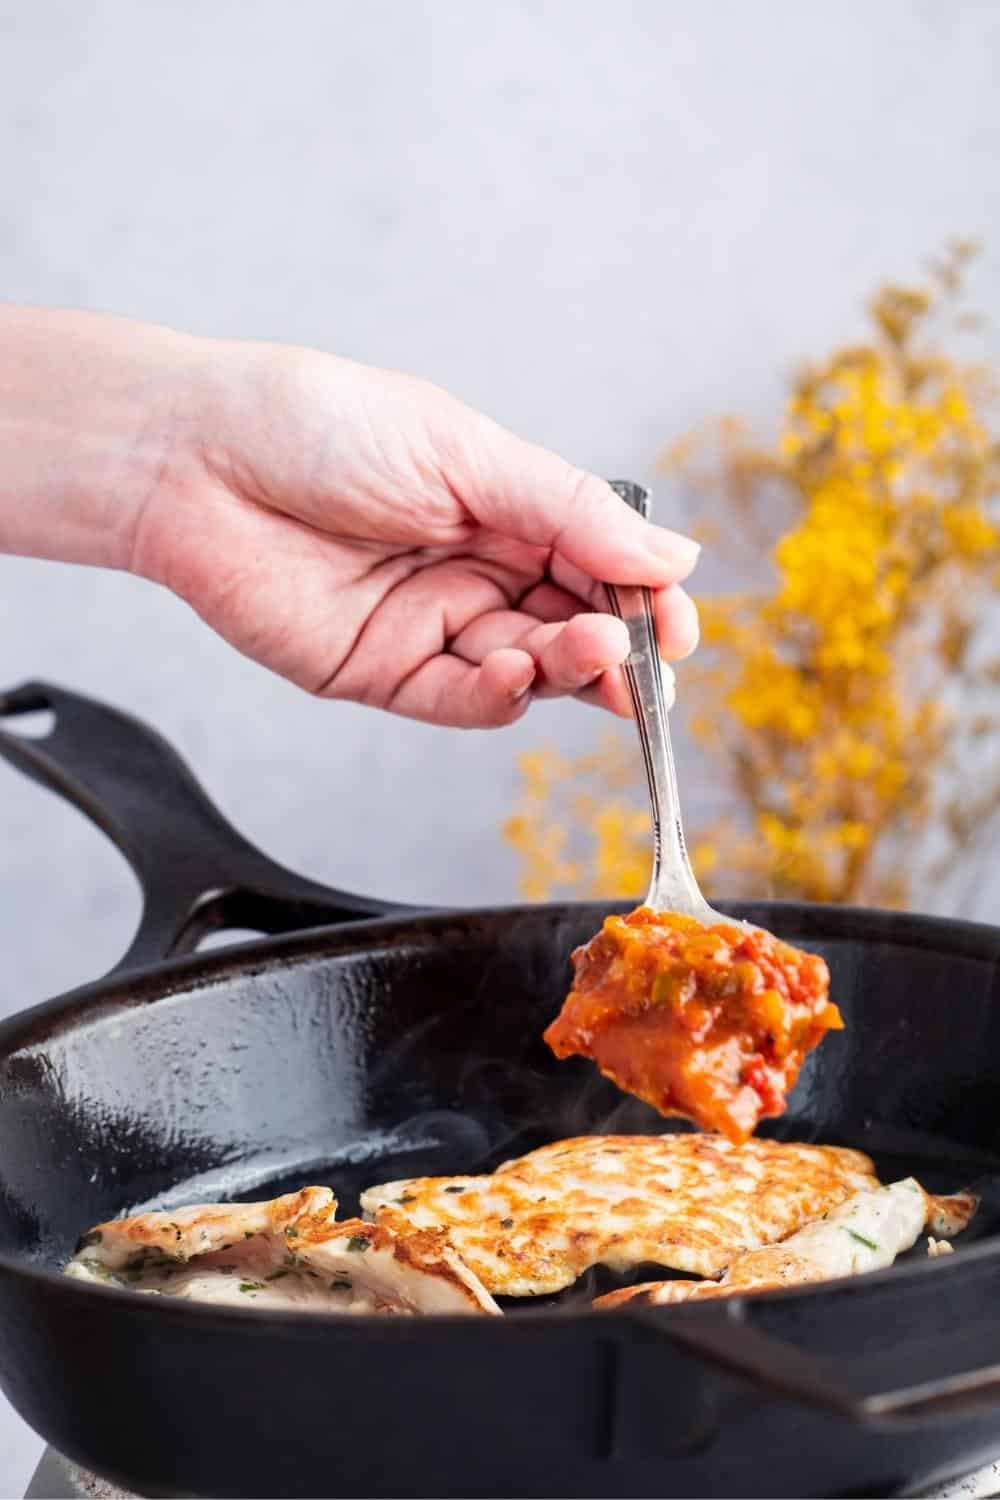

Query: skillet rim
[2,896,999,1320]
[4,895,1000,1048]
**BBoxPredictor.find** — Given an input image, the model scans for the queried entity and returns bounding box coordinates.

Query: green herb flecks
[124,1248,174,1273]
[265,1269,290,1282]
[443,1185,466,1194]
[846,1229,879,1251]
[347,1236,371,1253]
[239,1281,265,1293]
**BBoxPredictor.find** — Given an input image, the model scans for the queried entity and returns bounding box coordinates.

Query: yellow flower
[942,504,998,557]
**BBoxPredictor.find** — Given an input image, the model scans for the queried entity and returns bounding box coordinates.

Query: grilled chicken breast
[290,1212,501,1316]
[594,1178,977,1308]
[361,1134,877,1296]
[67,1188,499,1315]
[70,1186,333,1271]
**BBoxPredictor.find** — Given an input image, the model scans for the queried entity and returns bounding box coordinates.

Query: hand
[141,343,701,726]
[1,310,700,727]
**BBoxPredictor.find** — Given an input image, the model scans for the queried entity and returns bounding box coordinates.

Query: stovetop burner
[22,1447,1000,1499]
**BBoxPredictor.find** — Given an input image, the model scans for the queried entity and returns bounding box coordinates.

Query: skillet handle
[0,681,412,977]
[629,1299,1000,1426]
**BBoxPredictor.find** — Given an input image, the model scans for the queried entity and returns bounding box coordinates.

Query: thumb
[451,412,701,586]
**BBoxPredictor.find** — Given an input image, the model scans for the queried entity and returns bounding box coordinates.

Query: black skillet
[4,682,1000,1499]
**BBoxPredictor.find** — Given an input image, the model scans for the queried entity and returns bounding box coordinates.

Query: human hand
[1,311,700,727]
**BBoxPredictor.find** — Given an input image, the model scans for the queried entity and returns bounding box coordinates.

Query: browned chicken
[67,1186,499,1315]
[362,1133,876,1296]
[594,1178,977,1308]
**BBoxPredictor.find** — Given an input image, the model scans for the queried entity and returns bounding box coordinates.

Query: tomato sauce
[544,907,843,1143]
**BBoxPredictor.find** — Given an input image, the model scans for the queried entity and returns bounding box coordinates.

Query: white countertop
[1,1395,43,1499]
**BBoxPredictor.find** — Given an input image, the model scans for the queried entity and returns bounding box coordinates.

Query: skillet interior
[3,898,1000,1308]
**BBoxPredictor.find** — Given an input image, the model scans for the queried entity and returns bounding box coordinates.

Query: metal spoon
[604,479,740,927]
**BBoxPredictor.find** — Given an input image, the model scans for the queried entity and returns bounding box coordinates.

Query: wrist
[0,306,201,573]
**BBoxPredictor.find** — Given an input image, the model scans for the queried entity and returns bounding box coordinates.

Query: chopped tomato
[543,907,843,1143]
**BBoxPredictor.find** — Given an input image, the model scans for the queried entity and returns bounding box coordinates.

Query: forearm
[0,305,198,571]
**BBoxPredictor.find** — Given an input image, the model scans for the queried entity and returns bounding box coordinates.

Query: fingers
[449,413,701,587]
[577,661,677,716]
[451,610,628,689]
[580,591,691,714]
[449,584,697,711]
[394,635,672,729]
[515,580,585,623]
[308,543,696,726]
[544,561,699,679]
[654,584,700,660]
[512,615,630,699]
[387,648,537,728]
[456,584,699,667]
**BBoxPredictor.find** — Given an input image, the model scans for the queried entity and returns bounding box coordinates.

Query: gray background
[2,1,999,1490]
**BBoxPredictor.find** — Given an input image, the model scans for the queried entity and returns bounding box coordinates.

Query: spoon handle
[605,481,706,917]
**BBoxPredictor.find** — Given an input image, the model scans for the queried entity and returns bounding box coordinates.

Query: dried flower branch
[505,244,1000,911]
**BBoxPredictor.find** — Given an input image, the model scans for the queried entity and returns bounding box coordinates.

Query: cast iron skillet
[4,683,1000,1500]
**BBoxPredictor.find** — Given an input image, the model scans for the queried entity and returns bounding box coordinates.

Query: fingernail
[511,678,535,702]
